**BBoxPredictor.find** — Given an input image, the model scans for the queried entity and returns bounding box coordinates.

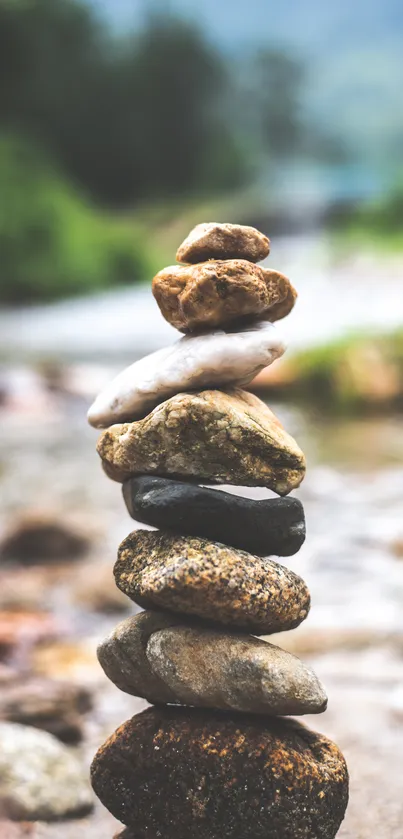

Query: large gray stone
[98,611,327,716]
[0,723,93,821]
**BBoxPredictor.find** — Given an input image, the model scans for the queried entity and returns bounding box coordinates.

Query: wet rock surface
[176,222,270,264]
[0,513,90,564]
[87,321,285,427]
[123,475,306,556]
[97,388,306,495]
[91,706,349,839]
[152,259,296,331]
[0,677,92,744]
[98,611,327,715]
[0,723,94,821]
[114,530,310,634]
[0,610,61,663]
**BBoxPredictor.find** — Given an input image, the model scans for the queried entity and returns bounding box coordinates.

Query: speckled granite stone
[176,222,270,264]
[97,611,327,715]
[92,706,349,839]
[122,476,306,556]
[114,530,310,635]
[152,259,297,331]
[97,388,306,495]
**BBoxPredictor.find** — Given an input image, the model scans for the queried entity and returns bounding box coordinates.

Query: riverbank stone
[98,611,327,715]
[114,530,310,635]
[152,260,296,331]
[123,476,306,556]
[0,722,94,821]
[176,222,270,264]
[97,388,306,495]
[91,706,349,839]
[87,321,285,427]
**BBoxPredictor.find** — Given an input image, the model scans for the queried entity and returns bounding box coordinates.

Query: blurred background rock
[0,1,403,837]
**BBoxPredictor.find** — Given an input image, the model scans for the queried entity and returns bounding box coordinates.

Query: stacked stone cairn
[88,223,349,839]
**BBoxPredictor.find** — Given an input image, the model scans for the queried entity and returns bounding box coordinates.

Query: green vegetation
[330,184,403,251]
[0,0,398,303]
[0,0,247,208]
[0,135,151,304]
[261,331,403,413]
[1,0,330,303]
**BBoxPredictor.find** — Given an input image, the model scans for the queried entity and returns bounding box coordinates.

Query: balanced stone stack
[88,223,349,838]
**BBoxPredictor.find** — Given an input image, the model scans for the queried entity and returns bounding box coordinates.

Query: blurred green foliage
[261,330,403,413]
[0,0,247,207]
[0,134,151,303]
[0,0,351,303]
[329,183,403,250]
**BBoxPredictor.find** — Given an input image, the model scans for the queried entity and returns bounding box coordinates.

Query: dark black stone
[122,476,305,557]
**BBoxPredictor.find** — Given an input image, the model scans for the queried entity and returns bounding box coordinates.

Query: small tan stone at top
[176,222,270,264]
[152,259,297,332]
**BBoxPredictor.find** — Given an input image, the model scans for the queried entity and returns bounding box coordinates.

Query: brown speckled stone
[97,388,306,495]
[91,706,349,839]
[261,267,298,321]
[152,260,296,331]
[176,222,270,264]
[114,530,310,635]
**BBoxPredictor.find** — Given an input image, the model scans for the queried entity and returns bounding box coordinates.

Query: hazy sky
[87,0,403,54]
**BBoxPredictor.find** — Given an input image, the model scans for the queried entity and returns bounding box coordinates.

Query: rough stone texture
[152,260,297,331]
[0,677,92,744]
[261,267,298,321]
[98,611,327,715]
[176,222,270,264]
[123,476,306,556]
[97,388,306,495]
[91,706,349,839]
[114,530,311,635]
[98,611,178,703]
[0,722,94,821]
[87,321,285,427]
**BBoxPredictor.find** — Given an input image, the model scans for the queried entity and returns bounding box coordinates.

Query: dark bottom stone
[92,706,348,839]
[122,476,306,557]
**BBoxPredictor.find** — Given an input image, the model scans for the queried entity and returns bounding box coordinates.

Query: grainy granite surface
[97,388,306,494]
[114,530,311,634]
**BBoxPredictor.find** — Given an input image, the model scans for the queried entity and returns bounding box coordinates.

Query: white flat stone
[87,320,285,427]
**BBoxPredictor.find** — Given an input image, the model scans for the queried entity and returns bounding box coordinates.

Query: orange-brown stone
[92,706,349,839]
[152,260,296,332]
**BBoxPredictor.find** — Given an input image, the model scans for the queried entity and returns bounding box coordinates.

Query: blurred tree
[0,133,150,303]
[252,50,304,158]
[121,16,246,200]
[0,1,246,206]
[238,47,348,167]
